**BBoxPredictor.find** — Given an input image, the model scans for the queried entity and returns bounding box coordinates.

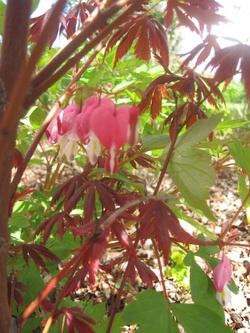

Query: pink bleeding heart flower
[57,103,81,135]
[76,96,103,165]
[46,104,81,162]
[128,106,139,146]
[213,254,232,293]
[76,96,100,144]
[213,254,233,305]
[90,97,130,174]
[46,109,62,144]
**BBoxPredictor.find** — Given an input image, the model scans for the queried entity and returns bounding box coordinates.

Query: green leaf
[168,148,216,220]
[171,303,234,333]
[46,233,81,260]
[195,239,220,268]
[120,290,179,333]
[84,300,106,323]
[19,260,45,305]
[9,213,30,228]
[21,317,42,333]
[229,141,250,176]
[141,133,170,151]
[93,313,124,333]
[29,107,46,129]
[215,119,249,130]
[31,0,40,14]
[238,174,250,207]
[184,252,224,319]
[111,171,145,193]
[0,1,6,35]
[175,114,223,151]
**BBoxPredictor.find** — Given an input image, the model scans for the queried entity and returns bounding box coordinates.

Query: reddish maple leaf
[179,34,221,70]
[12,149,23,169]
[7,272,26,308]
[101,253,158,288]
[125,144,155,170]
[164,102,188,140]
[105,16,169,68]
[169,68,225,107]
[139,200,202,264]
[138,74,179,117]
[60,2,94,39]
[41,301,96,333]
[51,173,85,207]
[125,256,158,288]
[20,244,60,272]
[10,244,60,273]
[165,0,228,34]
[35,212,71,242]
[139,68,225,122]
[62,268,88,297]
[63,179,122,222]
[207,43,250,101]
[29,9,63,47]
[111,220,136,255]
[81,230,109,287]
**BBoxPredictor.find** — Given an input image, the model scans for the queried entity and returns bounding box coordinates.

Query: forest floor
[22,156,250,333]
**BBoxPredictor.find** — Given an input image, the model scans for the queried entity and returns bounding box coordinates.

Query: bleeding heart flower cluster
[46,96,139,174]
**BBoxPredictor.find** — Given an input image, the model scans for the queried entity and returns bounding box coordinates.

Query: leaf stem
[153,127,180,196]
[151,238,168,300]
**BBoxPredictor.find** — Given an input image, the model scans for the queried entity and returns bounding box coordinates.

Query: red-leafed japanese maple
[0,1,249,333]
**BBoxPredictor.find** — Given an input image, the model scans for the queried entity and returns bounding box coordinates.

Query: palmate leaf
[105,16,169,68]
[168,148,216,221]
[179,34,221,70]
[207,43,250,100]
[165,0,228,34]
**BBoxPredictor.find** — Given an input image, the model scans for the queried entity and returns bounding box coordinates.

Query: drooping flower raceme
[213,254,233,305]
[46,96,139,174]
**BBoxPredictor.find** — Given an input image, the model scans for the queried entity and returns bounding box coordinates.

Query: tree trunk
[0,1,31,332]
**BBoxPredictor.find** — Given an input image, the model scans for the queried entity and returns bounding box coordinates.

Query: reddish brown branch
[0,0,32,99]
